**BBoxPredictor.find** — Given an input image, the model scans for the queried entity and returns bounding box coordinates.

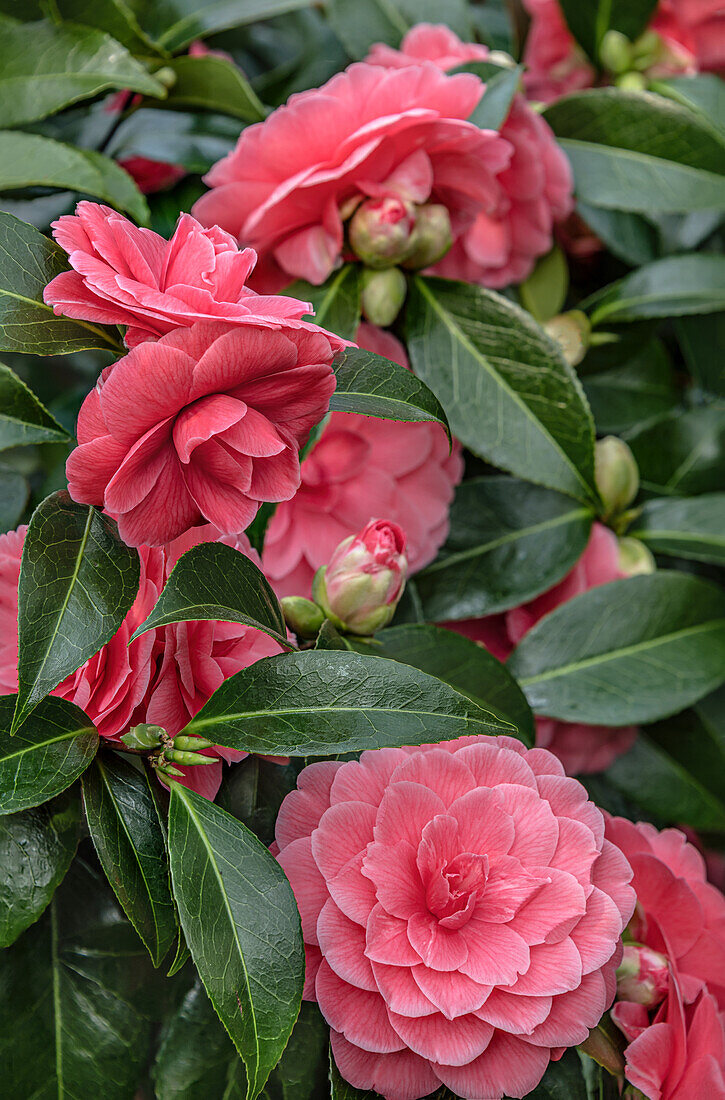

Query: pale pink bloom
[192,62,511,290]
[363,24,573,289]
[605,817,725,1010]
[275,734,635,1100]
[262,324,463,598]
[0,526,26,695]
[317,519,408,635]
[447,523,637,774]
[65,320,339,547]
[43,203,336,349]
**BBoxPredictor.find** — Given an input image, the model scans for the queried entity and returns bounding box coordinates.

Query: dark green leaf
[330,344,450,434]
[285,264,362,342]
[83,754,176,967]
[168,783,305,1100]
[559,0,657,61]
[509,571,725,726]
[0,16,165,127]
[415,477,593,620]
[652,74,725,141]
[0,788,79,947]
[186,649,512,755]
[0,212,123,354]
[54,0,162,54]
[582,341,679,435]
[0,465,29,531]
[0,695,98,814]
[467,65,523,131]
[0,131,149,224]
[161,55,266,121]
[131,541,291,650]
[628,406,725,497]
[13,491,140,732]
[0,361,70,450]
[154,979,245,1100]
[407,277,598,504]
[587,255,725,325]
[315,619,350,650]
[0,859,154,1100]
[526,1047,589,1098]
[327,0,471,59]
[576,203,661,266]
[630,494,725,565]
[145,0,318,53]
[544,89,725,213]
[676,312,725,397]
[218,756,300,849]
[261,1002,330,1100]
[367,623,535,744]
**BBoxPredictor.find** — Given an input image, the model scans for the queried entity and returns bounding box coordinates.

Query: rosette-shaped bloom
[66,320,338,547]
[192,62,511,290]
[448,524,637,774]
[44,203,330,349]
[262,325,463,598]
[275,735,635,1100]
[364,24,574,288]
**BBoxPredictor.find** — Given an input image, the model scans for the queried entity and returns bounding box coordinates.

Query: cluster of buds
[121,722,216,780]
[347,196,453,326]
[282,519,408,640]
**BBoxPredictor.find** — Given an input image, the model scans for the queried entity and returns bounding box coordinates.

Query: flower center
[426,851,489,930]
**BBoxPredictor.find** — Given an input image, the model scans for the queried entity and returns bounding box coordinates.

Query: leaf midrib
[558,137,725,178]
[0,727,92,763]
[188,703,501,733]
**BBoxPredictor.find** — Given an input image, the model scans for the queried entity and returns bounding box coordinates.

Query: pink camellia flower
[313,519,408,635]
[192,61,511,290]
[43,202,335,349]
[65,320,339,547]
[118,157,187,195]
[274,734,635,1100]
[262,324,463,598]
[617,944,670,1007]
[364,24,574,288]
[448,523,637,774]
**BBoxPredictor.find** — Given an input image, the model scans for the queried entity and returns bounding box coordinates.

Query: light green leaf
[146,0,317,53]
[161,54,266,121]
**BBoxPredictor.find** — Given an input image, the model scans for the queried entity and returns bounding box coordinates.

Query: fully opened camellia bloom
[43,203,331,349]
[262,325,463,598]
[192,61,512,290]
[65,320,339,547]
[275,735,635,1100]
[449,524,637,774]
[364,24,574,288]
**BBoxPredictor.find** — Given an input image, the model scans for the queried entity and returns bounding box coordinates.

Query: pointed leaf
[13,492,140,732]
[631,494,725,566]
[161,55,266,122]
[83,754,176,967]
[0,695,98,814]
[582,341,678,435]
[144,0,318,53]
[168,783,305,1100]
[131,541,291,650]
[628,406,725,497]
[467,64,523,131]
[407,276,598,503]
[0,361,70,450]
[587,254,725,325]
[0,466,29,532]
[415,477,593,621]
[509,572,725,726]
[185,649,512,755]
[330,345,450,436]
[285,264,362,342]
[154,980,246,1100]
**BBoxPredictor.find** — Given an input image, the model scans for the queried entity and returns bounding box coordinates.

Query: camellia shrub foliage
[1,1,725,1098]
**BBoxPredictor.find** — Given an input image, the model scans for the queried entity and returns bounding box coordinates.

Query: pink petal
[330,1031,440,1100]
[317,899,377,991]
[276,836,327,946]
[412,966,491,1020]
[433,1031,550,1100]
[275,760,341,849]
[316,960,405,1054]
[388,1008,493,1066]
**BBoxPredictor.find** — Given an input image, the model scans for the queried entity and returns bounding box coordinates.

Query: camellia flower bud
[618,536,656,577]
[599,29,634,75]
[312,518,408,635]
[349,196,416,268]
[360,266,407,327]
[544,310,590,366]
[616,944,670,1007]
[280,596,325,639]
[595,436,640,518]
[402,203,453,269]
[121,723,165,751]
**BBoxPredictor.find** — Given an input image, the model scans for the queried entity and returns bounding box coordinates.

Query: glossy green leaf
[186,649,511,755]
[13,492,140,732]
[652,74,725,141]
[83,754,176,967]
[330,345,450,434]
[559,0,657,61]
[588,255,725,325]
[628,406,725,497]
[53,0,161,54]
[576,202,661,266]
[0,860,154,1100]
[132,541,291,650]
[676,312,725,396]
[0,788,79,947]
[415,477,593,621]
[407,276,598,504]
[0,212,123,354]
[0,695,98,814]
[509,572,725,726]
[154,979,245,1100]
[0,16,165,127]
[161,55,266,121]
[327,0,471,59]
[467,64,523,131]
[544,89,725,213]
[0,466,28,531]
[260,1001,330,1100]
[582,341,679,435]
[315,619,350,651]
[285,264,362,342]
[168,783,305,1100]
[0,361,70,450]
[0,131,149,224]
[145,0,317,53]
[367,623,535,744]
[630,494,725,565]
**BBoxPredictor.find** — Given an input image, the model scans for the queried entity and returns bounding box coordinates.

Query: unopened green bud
[595,436,640,518]
[349,196,416,268]
[600,29,634,75]
[173,734,214,751]
[281,596,325,639]
[616,71,647,91]
[157,763,185,778]
[168,749,217,766]
[154,67,177,89]
[618,537,656,577]
[361,267,407,327]
[121,723,164,751]
[544,310,590,366]
[402,204,452,270]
